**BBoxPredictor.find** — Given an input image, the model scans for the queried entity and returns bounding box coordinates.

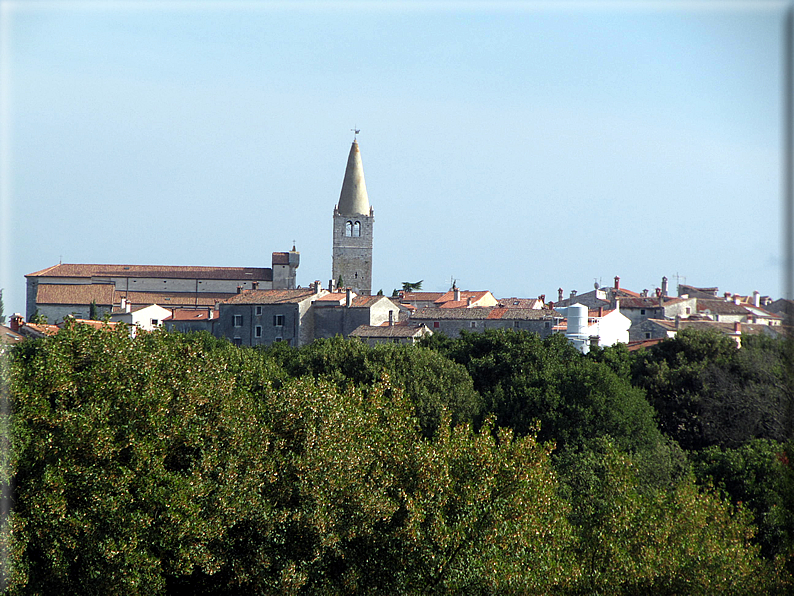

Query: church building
[332,139,374,295]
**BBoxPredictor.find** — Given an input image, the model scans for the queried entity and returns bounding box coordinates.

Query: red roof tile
[27,263,273,281]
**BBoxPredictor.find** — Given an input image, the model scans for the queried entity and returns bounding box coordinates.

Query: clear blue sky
[1,1,789,316]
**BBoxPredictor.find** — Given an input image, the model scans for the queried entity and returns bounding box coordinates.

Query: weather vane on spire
[351,126,360,140]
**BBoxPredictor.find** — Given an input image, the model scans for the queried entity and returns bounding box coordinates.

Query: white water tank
[566,303,588,338]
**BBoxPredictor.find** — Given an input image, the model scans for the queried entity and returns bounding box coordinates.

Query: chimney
[734,295,741,305]
[642,289,648,298]
[346,288,352,308]
[598,306,603,317]
[655,287,661,297]
[388,310,394,326]
[734,321,741,334]
[661,276,668,297]
[753,290,760,307]
[614,276,620,290]
[724,292,731,300]
[538,294,545,304]
[467,297,472,307]
[208,307,213,320]
[558,288,564,302]
[675,314,681,329]
[570,290,577,301]
[120,297,127,312]
[10,313,23,333]
[328,279,335,292]
[454,288,461,302]
[314,280,321,294]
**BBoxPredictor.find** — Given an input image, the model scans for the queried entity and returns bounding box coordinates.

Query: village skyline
[1,1,788,316]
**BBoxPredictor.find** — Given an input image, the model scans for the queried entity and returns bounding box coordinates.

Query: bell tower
[332,138,373,295]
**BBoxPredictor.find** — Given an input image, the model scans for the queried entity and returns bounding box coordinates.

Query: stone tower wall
[332,211,374,295]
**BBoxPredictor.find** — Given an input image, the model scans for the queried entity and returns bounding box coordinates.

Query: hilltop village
[5,140,791,349]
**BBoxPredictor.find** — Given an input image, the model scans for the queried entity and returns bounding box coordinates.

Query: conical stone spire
[336,140,370,216]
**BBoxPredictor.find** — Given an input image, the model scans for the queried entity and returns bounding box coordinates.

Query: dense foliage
[2,323,792,593]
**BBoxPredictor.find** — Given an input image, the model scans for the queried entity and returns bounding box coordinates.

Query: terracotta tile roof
[315,292,349,303]
[116,291,233,307]
[439,300,469,309]
[0,325,24,344]
[168,308,218,321]
[27,263,273,281]
[412,307,558,321]
[498,298,544,309]
[65,319,123,330]
[313,293,388,309]
[697,299,750,316]
[351,295,384,308]
[614,288,641,298]
[617,297,666,309]
[433,290,492,305]
[400,292,446,302]
[37,283,116,305]
[627,338,666,351]
[223,288,318,305]
[24,323,60,336]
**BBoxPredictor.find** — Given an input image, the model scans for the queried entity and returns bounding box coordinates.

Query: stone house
[313,290,407,339]
[410,306,560,338]
[215,286,327,347]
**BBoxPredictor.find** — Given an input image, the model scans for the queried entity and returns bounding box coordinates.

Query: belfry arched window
[345,221,353,237]
[353,221,361,237]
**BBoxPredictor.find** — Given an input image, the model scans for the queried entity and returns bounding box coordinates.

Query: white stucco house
[109,303,173,337]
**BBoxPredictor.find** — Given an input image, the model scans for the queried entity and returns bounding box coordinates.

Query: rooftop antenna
[351,126,360,140]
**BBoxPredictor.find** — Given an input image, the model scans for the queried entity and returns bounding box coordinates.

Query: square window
[640,309,646,315]
[151,319,158,326]
[233,314,243,327]
[275,336,283,342]
[255,306,262,316]
[545,322,550,328]
[233,337,242,346]
[470,321,477,328]
[255,325,262,338]
[274,314,285,327]
[645,332,651,339]
[433,321,440,328]
[686,307,691,315]
[514,321,520,328]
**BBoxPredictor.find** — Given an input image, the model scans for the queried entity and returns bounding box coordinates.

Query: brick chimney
[558,288,564,302]
[10,313,23,333]
[598,306,603,317]
[614,276,620,290]
[734,321,741,333]
[454,288,461,302]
